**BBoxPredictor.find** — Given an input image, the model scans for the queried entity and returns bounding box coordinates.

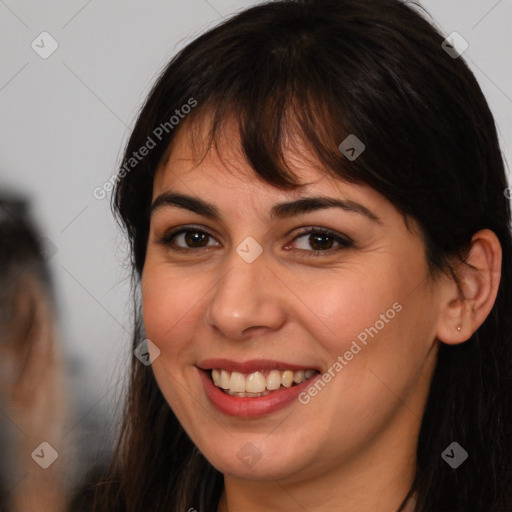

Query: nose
[205,246,288,341]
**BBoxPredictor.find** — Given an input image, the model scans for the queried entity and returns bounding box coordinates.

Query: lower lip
[198,369,320,418]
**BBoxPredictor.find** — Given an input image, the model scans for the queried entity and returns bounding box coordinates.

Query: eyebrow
[150,191,381,224]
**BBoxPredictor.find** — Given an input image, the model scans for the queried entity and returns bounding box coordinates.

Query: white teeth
[293,370,305,384]
[212,369,221,386]
[266,370,282,390]
[210,368,317,394]
[282,370,294,388]
[245,372,267,393]
[220,370,231,389]
[230,372,246,392]
[227,390,270,397]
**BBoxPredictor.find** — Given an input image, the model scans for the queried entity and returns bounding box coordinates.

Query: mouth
[197,358,322,417]
[209,368,319,397]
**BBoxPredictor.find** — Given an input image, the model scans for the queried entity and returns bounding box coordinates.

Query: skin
[141,117,502,512]
[0,274,67,512]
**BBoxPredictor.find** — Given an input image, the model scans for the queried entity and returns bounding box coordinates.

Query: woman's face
[142,119,443,484]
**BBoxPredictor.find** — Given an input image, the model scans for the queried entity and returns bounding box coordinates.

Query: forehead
[152,114,392,219]
[155,114,336,195]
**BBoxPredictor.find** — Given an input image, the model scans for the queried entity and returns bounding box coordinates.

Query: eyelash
[157,226,354,257]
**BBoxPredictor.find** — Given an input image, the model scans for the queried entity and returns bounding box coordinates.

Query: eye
[287,228,353,255]
[157,226,352,256]
[158,227,220,251]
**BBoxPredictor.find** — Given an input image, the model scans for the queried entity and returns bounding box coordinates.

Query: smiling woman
[73,0,512,511]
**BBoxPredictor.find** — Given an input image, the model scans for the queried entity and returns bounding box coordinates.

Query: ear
[436,229,502,345]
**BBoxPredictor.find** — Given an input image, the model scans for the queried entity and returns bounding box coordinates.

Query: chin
[201,439,313,482]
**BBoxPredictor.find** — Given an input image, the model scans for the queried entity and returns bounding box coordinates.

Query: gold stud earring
[457,326,461,332]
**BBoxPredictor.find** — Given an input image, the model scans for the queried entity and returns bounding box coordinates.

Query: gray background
[1,0,511,477]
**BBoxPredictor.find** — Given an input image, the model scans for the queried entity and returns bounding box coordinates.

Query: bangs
[162,70,355,192]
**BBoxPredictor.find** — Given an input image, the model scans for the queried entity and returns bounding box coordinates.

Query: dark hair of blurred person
[0,191,66,512]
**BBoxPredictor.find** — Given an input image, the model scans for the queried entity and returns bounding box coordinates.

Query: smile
[211,368,318,397]
[197,359,322,417]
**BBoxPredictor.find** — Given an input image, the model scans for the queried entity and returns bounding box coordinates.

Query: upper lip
[197,358,319,374]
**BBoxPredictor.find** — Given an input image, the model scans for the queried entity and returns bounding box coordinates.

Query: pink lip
[197,367,321,418]
[197,358,318,373]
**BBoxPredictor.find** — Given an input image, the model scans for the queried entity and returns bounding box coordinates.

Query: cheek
[140,264,204,412]
[303,269,403,356]
[314,277,435,416]
[302,261,434,414]
[141,263,203,349]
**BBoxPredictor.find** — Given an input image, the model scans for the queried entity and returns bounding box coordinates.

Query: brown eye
[290,228,353,255]
[159,228,220,251]
[309,233,335,251]
[184,231,209,247]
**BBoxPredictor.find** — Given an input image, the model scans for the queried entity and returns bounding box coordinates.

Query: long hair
[81,1,512,510]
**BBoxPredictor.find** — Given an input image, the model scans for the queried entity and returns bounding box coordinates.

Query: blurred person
[0,192,67,512]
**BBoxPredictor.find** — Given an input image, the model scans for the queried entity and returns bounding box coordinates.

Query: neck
[218,477,416,512]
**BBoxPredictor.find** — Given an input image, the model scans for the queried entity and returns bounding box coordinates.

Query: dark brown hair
[75,1,512,510]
